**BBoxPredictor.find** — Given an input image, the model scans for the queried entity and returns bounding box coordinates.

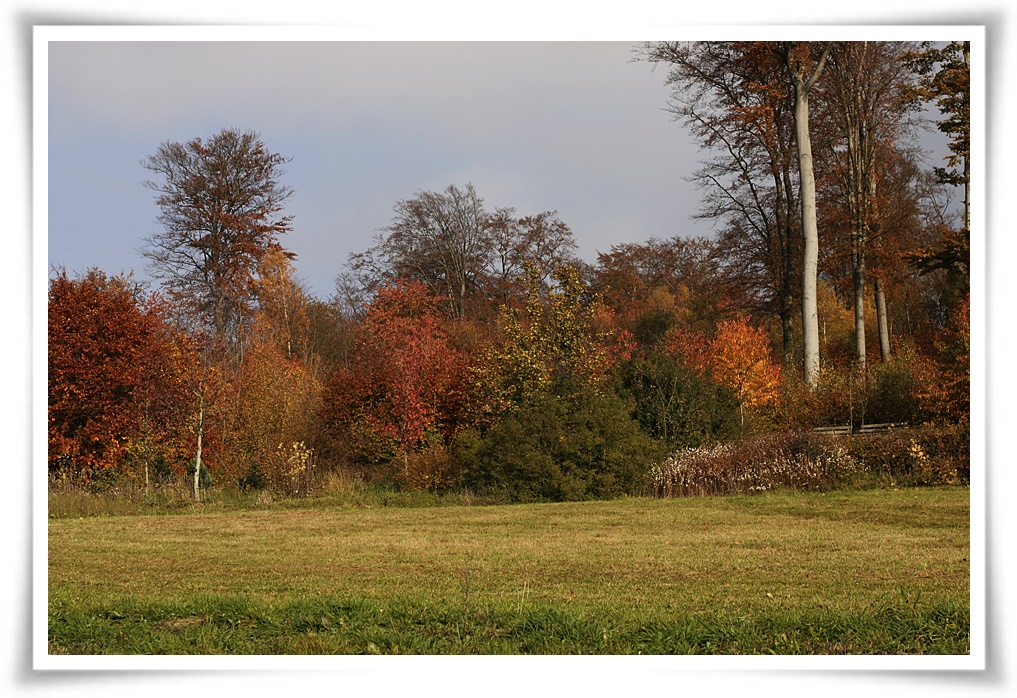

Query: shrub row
[648,432,862,498]
[648,423,970,499]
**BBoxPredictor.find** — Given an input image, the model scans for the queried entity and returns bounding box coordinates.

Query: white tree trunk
[193,397,204,503]
[795,89,821,389]
[787,42,831,390]
[875,278,891,361]
[853,254,867,374]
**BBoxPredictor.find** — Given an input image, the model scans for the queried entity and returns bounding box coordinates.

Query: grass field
[47,486,970,655]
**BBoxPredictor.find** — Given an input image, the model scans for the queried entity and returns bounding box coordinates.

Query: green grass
[47,487,970,655]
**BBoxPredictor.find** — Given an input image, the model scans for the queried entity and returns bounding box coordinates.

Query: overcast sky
[45,29,970,303]
[47,39,718,298]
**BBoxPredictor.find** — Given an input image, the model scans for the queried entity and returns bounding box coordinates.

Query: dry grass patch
[48,487,970,654]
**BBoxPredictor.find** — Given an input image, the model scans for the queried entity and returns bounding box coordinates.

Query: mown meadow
[48,486,969,655]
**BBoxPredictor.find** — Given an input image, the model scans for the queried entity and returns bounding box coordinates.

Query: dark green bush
[186,458,213,490]
[616,353,740,449]
[458,388,664,502]
[865,345,934,425]
[238,461,267,491]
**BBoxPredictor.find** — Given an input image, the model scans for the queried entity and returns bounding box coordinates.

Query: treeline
[48,41,971,502]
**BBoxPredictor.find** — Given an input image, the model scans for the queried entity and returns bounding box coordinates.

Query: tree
[775,41,833,388]
[48,269,186,482]
[348,184,489,320]
[141,128,294,354]
[252,246,312,361]
[617,351,740,450]
[321,280,470,485]
[908,41,971,231]
[666,316,781,431]
[229,332,322,494]
[479,265,632,412]
[592,236,727,347]
[486,209,578,306]
[640,42,802,359]
[905,41,971,317]
[813,41,921,374]
[346,184,578,319]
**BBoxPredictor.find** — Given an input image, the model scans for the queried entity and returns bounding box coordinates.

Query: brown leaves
[48,270,189,478]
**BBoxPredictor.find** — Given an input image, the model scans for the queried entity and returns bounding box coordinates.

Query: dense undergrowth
[49,423,969,518]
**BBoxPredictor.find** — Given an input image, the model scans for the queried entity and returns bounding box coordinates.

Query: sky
[47,39,712,299]
[45,32,962,301]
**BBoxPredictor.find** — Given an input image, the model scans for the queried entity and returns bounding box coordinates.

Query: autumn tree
[252,246,312,361]
[905,41,971,315]
[361,281,467,450]
[908,41,971,231]
[774,41,833,388]
[592,236,727,347]
[485,208,578,306]
[141,128,294,355]
[174,332,223,501]
[666,316,781,431]
[640,42,802,359]
[229,334,322,494]
[321,280,471,488]
[479,265,633,412]
[48,269,186,483]
[346,184,577,319]
[813,41,921,374]
[459,266,656,502]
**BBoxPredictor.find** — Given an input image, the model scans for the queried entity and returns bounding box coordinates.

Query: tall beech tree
[141,128,294,355]
[775,41,832,389]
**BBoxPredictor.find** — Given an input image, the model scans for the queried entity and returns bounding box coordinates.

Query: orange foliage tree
[48,269,188,483]
[667,315,782,429]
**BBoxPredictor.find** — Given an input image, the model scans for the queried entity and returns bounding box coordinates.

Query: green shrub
[866,344,935,425]
[458,388,664,502]
[616,353,740,449]
[186,459,213,490]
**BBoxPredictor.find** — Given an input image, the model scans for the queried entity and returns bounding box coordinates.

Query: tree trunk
[786,42,831,390]
[193,397,204,503]
[853,248,867,373]
[794,85,821,389]
[875,277,891,361]
[963,43,971,234]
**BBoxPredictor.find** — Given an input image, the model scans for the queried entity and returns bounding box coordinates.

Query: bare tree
[349,183,489,319]
[141,128,294,356]
[347,183,578,318]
